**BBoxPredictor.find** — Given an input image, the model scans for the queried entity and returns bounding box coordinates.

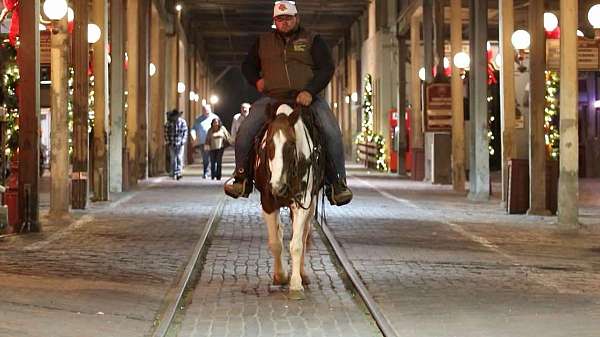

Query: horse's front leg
[300,201,316,285]
[262,210,288,285]
[288,206,311,300]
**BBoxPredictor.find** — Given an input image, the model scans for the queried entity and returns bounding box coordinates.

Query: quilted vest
[258,28,315,99]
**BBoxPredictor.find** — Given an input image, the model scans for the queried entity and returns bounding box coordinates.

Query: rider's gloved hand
[296,91,313,106]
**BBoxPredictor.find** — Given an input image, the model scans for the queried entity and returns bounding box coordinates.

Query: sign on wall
[424,82,452,132]
[546,38,599,71]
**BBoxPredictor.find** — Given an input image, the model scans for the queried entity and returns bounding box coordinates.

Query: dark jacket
[242,27,335,99]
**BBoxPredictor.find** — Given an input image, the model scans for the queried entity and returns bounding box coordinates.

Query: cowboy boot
[325,178,353,206]
[224,169,253,199]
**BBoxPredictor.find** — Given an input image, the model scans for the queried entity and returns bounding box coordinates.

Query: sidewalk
[323,166,600,337]
[0,165,223,337]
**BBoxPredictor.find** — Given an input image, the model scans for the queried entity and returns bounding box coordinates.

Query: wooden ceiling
[179,0,370,75]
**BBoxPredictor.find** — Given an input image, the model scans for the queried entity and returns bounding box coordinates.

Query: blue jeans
[199,145,210,177]
[234,96,346,183]
[169,145,184,177]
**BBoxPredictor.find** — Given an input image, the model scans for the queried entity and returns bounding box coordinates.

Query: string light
[354,74,387,171]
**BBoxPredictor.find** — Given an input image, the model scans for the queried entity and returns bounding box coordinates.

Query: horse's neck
[293,117,312,158]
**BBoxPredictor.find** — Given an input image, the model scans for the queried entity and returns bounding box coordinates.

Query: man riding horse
[224,0,353,206]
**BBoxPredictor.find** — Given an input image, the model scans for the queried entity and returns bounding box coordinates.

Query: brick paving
[0,166,223,337]
[176,196,381,337]
[324,170,600,337]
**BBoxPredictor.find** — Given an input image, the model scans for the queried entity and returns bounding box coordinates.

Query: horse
[254,102,323,300]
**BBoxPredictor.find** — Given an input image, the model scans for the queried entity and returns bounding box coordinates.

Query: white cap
[273,1,297,17]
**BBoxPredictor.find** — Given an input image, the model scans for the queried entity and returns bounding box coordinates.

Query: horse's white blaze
[269,130,287,191]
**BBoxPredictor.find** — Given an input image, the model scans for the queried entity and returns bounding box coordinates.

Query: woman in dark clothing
[205,118,231,180]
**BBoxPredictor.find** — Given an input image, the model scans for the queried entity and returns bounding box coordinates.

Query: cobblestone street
[1,157,600,337]
[0,166,222,337]
[324,170,600,337]
[176,196,380,337]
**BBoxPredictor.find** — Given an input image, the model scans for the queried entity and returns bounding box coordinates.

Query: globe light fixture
[351,92,359,103]
[177,82,186,94]
[588,4,600,28]
[588,4,600,40]
[511,30,530,72]
[189,91,196,102]
[67,7,74,22]
[418,67,426,81]
[210,94,219,105]
[149,63,156,77]
[175,4,182,12]
[494,54,502,68]
[344,95,350,104]
[43,0,68,20]
[511,30,531,50]
[87,23,101,44]
[577,30,585,37]
[544,12,559,32]
[453,52,470,69]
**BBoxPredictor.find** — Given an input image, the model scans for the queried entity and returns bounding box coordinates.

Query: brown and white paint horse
[254,103,321,300]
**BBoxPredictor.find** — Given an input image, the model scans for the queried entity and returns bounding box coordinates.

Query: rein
[260,105,324,210]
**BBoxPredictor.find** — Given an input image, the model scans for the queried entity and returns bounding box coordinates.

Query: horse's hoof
[273,273,289,286]
[301,274,311,285]
[288,289,305,300]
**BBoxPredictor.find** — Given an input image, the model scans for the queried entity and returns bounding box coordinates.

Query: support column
[397,34,408,176]
[423,0,434,83]
[186,50,193,165]
[528,0,548,214]
[72,0,89,209]
[450,0,466,192]
[468,0,490,200]
[110,0,125,193]
[157,24,167,175]
[50,17,70,217]
[558,0,579,228]
[92,0,109,201]
[126,0,140,188]
[149,6,165,177]
[499,0,516,202]
[410,14,424,180]
[18,0,41,230]
[138,0,150,180]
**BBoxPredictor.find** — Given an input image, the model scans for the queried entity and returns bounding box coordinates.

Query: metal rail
[317,217,400,337]
[151,196,226,337]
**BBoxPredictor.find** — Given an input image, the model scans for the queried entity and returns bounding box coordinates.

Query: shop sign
[40,31,51,65]
[424,82,452,132]
[546,38,599,71]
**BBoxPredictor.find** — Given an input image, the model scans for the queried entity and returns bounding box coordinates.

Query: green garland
[354,74,387,171]
[1,42,19,160]
[544,70,559,159]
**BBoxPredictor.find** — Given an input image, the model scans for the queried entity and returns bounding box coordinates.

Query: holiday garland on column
[544,70,559,159]
[1,41,19,160]
[354,74,387,171]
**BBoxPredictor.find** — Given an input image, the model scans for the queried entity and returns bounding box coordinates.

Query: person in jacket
[191,104,219,178]
[230,102,251,145]
[224,0,352,206]
[164,109,188,180]
[205,118,231,181]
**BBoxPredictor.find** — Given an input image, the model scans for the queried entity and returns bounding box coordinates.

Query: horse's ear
[288,105,301,126]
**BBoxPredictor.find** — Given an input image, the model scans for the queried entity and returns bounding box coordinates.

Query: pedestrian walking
[164,109,188,180]
[205,118,231,181]
[230,102,251,145]
[191,104,219,178]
